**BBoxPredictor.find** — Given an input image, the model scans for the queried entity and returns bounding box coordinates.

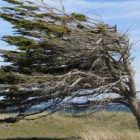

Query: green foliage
[0,13,18,25]
[0,13,70,36]
[36,13,70,21]
[36,13,57,18]
[3,0,23,5]
[1,7,27,15]
[16,30,45,38]
[0,70,21,84]
[71,13,87,21]
[2,36,37,48]
[1,17,71,36]
[0,0,80,76]
[96,23,109,32]
[14,20,71,36]
[18,5,39,11]
[19,67,34,74]
[2,51,26,64]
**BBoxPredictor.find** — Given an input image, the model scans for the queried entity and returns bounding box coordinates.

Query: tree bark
[129,97,140,129]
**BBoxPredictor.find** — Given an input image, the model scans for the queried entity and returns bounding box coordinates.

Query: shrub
[71,13,87,21]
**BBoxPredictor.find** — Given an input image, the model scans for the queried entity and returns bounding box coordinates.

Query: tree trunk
[129,97,140,129]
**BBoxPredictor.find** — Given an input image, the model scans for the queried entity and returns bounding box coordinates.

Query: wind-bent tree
[0,0,139,128]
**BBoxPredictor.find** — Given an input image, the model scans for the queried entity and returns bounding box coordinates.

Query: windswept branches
[0,0,138,126]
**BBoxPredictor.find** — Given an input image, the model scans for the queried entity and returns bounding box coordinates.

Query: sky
[0,0,140,91]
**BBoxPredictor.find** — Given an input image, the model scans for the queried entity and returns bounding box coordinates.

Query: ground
[0,111,140,140]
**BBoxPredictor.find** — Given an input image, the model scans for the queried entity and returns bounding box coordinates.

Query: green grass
[0,111,140,140]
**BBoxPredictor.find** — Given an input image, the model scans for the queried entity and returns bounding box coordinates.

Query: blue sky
[0,0,140,90]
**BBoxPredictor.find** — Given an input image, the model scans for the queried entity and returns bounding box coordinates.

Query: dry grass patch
[81,127,140,140]
[0,111,139,139]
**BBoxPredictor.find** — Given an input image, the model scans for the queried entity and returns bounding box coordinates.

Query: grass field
[0,111,140,140]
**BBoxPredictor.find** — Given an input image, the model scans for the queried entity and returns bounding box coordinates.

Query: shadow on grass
[0,137,81,140]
